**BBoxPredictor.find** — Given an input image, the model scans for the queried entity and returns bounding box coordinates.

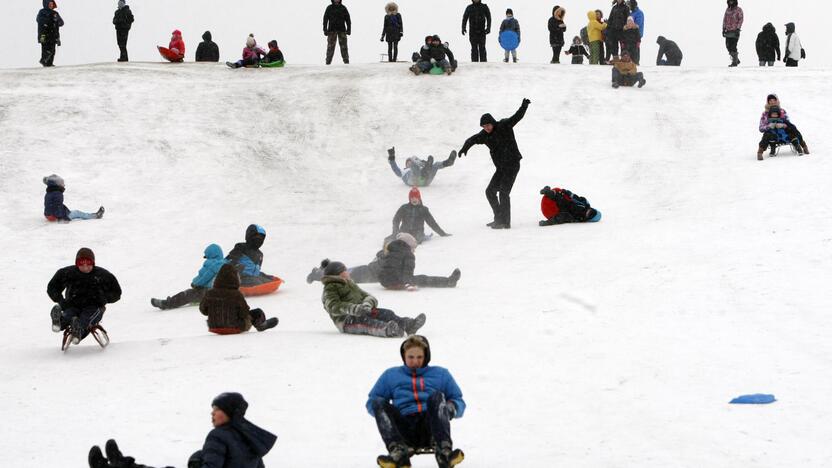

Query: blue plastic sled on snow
[499,31,519,51]
[729,394,776,404]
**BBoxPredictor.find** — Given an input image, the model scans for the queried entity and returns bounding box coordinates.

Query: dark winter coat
[47,265,122,310]
[44,185,69,220]
[567,44,589,63]
[382,13,403,42]
[226,225,265,277]
[200,419,276,468]
[112,5,134,31]
[321,275,378,331]
[36,2,64,43]
[656,36,683,65]
[392,203,448,242]
[755,23,781,62]
[462,1,491,36]
[607,1,630,32]
[419,43,456,65]
[548,7,566,46]
[199,264,252,333]
[323,1,351,34]
[621,26,640,50]
[265,48,284,63]
[378,240,416,288]
[460,100,529,168]
[195,31,220,62]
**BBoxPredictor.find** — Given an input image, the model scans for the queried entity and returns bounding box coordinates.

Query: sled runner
[239,276,284,296]
[61,324,109,351]
[157,46,184,63]
[377,446,464,468]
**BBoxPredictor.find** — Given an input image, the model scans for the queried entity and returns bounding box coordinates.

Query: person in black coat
[323,0,351,64]
[656,35,683,65]
[411,35,457,75]
[548,6,566,63]
[565,36,589,64]
[36,0,64,67]
[226,224,277,287]
[112,0,134,62]
[378,234,461,290]
[47,248,121,344]
[755,23,780,66]
[459,98,530,229]
[462,0,491,62]
[88,393,277,468]
[380,2,403,62]
[195,31,220,62]
[605,0,629,62]
[390,187,450,243]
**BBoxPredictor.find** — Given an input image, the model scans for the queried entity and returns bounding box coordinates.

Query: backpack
[580,27,589,46]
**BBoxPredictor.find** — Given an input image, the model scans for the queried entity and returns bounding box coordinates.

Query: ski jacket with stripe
[366,365,466,418]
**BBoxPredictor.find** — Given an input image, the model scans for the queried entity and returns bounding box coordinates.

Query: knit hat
[396,232,418,250]
[246,34,256,48]
[118,0,126,9]
[321,259,347,276]
[480,113,497,126]
[212,392,248,420]
[43,174,65,187]
[506,8,513,15]
[75,247,95,266]
[400,335,431,367]
[172,30,181,36]
[408,187,422,203]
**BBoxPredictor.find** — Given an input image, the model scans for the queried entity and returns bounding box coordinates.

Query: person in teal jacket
[367,335,465,468]
[150,244,228,310]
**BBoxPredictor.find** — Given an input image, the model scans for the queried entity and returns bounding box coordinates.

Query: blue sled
[499,31,520,51]
[730,394,776,404]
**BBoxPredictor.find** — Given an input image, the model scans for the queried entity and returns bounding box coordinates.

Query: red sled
[240,276,284,297]
[158,46,184,63]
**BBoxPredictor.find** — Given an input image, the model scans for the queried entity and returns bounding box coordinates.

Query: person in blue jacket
[43,174,104,222]
[629,0,644,37]
[150,243,228,310]
[226,224,277,287]
[367,335,465,468]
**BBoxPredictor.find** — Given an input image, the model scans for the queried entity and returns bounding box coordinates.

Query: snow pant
[370,392,453,451]
[550,43,563,63]
[387,40,399,62]
[785,58,799,67]
[612,68,644,86]
[486,162,520,226]
[40,40,57,66]
[605,30,621,61]
[504,49,517,61]
[589,41,602,64]
[758,127,800,149]
[326,32,349,64]
[116,29,129,61]
[759,60,774,66]
[232,57,261,67]
[342,308,403,337]
[61,305,103,339]
[161,286,207,309]
[725,35,739,60]
[68,209,98,220]
[348,264,379,283]
[417,59,450,73]
[384,274,453,289]
[469,33,487,62]
[571,55,584,64]
[658,58,682,66]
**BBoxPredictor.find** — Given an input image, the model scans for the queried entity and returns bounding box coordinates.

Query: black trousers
[551,44,563,62]
[387,40,399,62]
[116,29,129,61]
[486,162,520,225]
[725,36,739,55]
[40,41,57,66]
[469,33,487,62]
[785,58,799,67]
[605,30,621,60]
[163,286,207,309]
[371,392,453,450]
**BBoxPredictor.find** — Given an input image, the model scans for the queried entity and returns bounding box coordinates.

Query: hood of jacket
[400,335,432,367]
[245,224,266,249]
[385,2,398,14]
[213,264,240,290]
[587,10,598,21]
[554,7,565,20]
[479,113,497,126]
[656,35,666,45]
[172,29,182,37]
[762,22,775,33]
[785,22,795,34]
[202,30,212,41]
[204,243,224,260]
[43,0,53,8]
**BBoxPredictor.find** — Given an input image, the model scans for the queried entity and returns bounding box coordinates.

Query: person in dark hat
[88,392,277,468]
[36,0,64,67]
[195,30,220,62]
[367,335,466,468]
[458,98,530,229]
[112,0,134,62]
[323,0,351,64]
[225,224,277,286]
[47,248,122,344]
[757,94,809,157]
[755,23,780,66]
[462,0,491,62]
[722,0,744,67]
[499,8,521,63]
[390,187,450,244]
[656,35,683,66]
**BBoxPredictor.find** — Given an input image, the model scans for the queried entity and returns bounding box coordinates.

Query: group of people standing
[725,0,805,67]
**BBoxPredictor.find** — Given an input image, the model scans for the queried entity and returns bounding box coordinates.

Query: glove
[462,29,467,36]
[540,185,552,195]
[783,56,788,63]
[323,30,328,36]
[380,37,384,42]
[347,30,351,36]
[522,98,531,106]
[39,34,46,44]
[768,123,776,129]
[448,402,457,419]
[387,147,395,160]
[458,150,465,158]
[485,28,491,34]
[431,58,437,64]
[359,303,373,314]
[56,39,61,47]
[776,123,786,129]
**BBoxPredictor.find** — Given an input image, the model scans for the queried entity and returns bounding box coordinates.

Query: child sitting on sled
[43,174,104,222]
[227,34,266,68]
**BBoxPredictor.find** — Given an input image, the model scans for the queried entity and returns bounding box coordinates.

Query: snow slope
[1,62,832,467]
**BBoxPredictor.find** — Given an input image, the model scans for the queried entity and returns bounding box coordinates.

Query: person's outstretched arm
[459,132,485,157]
[423,207,449,236]
[506,98,531,127]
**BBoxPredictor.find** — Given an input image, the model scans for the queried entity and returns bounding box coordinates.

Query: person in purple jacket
[367,335,465,468]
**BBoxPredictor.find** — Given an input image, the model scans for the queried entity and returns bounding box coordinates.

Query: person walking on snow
[43,174,104,222]
[459,98,530,230]
[226,34,266,68]
[390,187,451,243]
[47,248,121,345]
[755,23,780,66]
[548,6,566,64]
[388,147,457,187]
[199,264,278,334]
[368,335,466,468]
[36,0,64,67]
[150,243,228,310]
[499,9,521,63]
[195,30,220,62]
[323,0,351,64]
[112,0,134,62]
[783,22,804,67]
[381,2,403,62]
[723,0,744,67]
[462,0,491,62]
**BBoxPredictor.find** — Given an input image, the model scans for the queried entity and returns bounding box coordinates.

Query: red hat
[75,247,95,267]
[408,187,422,202]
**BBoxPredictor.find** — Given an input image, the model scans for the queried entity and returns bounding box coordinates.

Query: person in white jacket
[784,22,803,67]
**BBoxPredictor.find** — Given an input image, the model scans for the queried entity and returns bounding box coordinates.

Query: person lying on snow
[227,34,266,68]
[320,259,426,337]
[226,224,277,286]
[390,187,450,244]
[378,233,461,290]
[756,106,804,159]
[410,35,457,75]
[610,50,645,88]
[43,174,104,222]
[88,392,277,468]
[539,186,600,226]
[150,243,228,310]
[199,263,278,334]
[168,29,185,59]
[757,93,809,157]
[388,147,457,187]
[367,335,466,468]
[47,248,121,344]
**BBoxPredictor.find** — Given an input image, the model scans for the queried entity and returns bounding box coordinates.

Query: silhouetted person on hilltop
[195,30,220,62]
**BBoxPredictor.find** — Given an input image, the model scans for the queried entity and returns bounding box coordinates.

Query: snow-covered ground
[1,62,832,467]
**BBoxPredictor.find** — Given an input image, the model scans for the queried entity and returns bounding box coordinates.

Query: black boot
[51,304,63,332]
[254,317,279,332]
[377,443,410,468]
[88,446,107,468]
[448,269,461,287]
[95,206,105,219]
[435,442,464,468]
[400,313,426,336]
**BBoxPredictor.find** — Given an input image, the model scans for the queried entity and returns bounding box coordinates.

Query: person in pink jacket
[722,0,743,66]
[226,34,267,68]
[168,29,185,59]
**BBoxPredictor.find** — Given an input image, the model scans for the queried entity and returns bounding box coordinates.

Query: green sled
[429,65,445,75]
[260,60,285,68]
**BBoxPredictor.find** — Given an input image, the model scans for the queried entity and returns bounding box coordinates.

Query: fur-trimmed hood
[385,2,398,14]
[553,6,565,20]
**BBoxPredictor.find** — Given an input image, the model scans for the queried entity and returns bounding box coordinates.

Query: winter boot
[95,206,105,219]
[757,147,765,161]
[769,144,777,156]
[637,77,646,88]
[105,439,124,464]
[51,304,63,332]
[612,81,620,89]
[512,56,518,63]
[729,53,740,67]
[377,443,411,468]
[70,316,82,345]
[491,222,510,230]
[400,313,427,336]
[254,317,279,332]
[88,445,108,468]
[385,321,404,338]
[444,150,457,167]
[306,267,323,284]
[800,141,810,155]
[448,268,461,287]
[435,442,465,468]
[226,61,240,69]
[793,140,804,155]
[409,64,421,75]
[150,298,167,310]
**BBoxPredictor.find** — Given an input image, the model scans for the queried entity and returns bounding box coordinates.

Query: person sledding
[43,174,104,222]
[410,35,457,75]
[610,50,645,88]
[162,29,185,61]
[757,93,809,159]
[320,260,426,338]
[227,34,266,68]
[263,40,285,65]
[367,335,466,468]
[150,243,228,310]
[379,233,461,290]
[539,186,601,226]
[226,224,278,287]
[388,147,457,187]
[199,264,278,334]
[390,187,450,244]
[88,392,277,468]
[47,248,121,346]
[756,106,803,160]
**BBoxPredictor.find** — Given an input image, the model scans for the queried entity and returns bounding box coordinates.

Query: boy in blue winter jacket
[43,174,104,222]
[226,224,278,287]
[151,243,228,310]
[367,335,465,468]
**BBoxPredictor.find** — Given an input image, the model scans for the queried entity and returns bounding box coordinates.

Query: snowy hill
[1,62,832,467]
